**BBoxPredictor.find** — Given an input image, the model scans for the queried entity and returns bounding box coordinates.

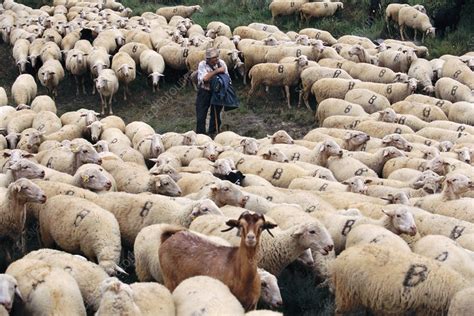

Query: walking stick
[213,104,219,133]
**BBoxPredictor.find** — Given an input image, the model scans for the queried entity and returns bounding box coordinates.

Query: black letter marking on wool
[336,62,343,68]
[378,69,386,78]
[272,168,283,180]
[341,219,356,236]
[296,49,301,57]
[132,45,137,53]
[368,95,377,104]
[74,209,90,227]
[403,264,428,287]
[183,49,189,58]
[140,201,153,217]
[65,190,75,196]
[319,183,328,191]
[435,251,448,262]
[422,107,431,118]
[46,157,53,168]
[354,168,368,176]
[451,86,458,96]
[450,225,465,240]
[291,152,300,161]
[386,85,393,94]
[453,70,462,79]
[315,32,321,39]
[344,104,352,113]
[435,100,444,108]
[348,81,355,90]
[278,65,284,73]
[457,125,465,132]
[290,2,295,7]
[424,140,432,146]
[266,196,273,201]
[394,127,402,134]
[37,124,45,131]
[111,138,118,144]
[262,25,267,31]
[305,206,316,213]
[333,69,342,78]
[398,116,406,125]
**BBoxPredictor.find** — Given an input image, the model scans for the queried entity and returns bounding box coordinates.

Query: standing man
[196,48,228,136]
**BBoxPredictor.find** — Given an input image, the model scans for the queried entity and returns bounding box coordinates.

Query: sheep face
[259,270,283,309]
[148,134,164,158]
[342,176,370,194]
[149,164,181,182]
[72,144,102,165]
[444,174,474,195]
[152,174,181,196]
[381,134,412,152]
[268,130,294,144]
[182,131,197,146]
[240,138,258,155]
[319,140,343,158]
[382,208,417,236]
[149,72,164,91]
[261,149,289,163]
[454,147,472,164]
[5,133,21,149]
[438,141,453,152]
[9,178,47,203]
[213,159,234,176]
[0,274,22,312]
[312,168,337,182]
[16,59,29,74]
[79,167,112,192]
[190,199,223,219]
[40,70,56,85]
[295,35,309,46]
[8,159,45,180]
[210,181,247,207]
[422,156,449,175]
[87,121,103,143]
[291,223,334,255]
[383,192,410,205]
[205,29,217,38]
[378,108,397,123]
[411,170,440,189]
[344,131,370,148]
[198,142,222,162]
[93,140,109,153]
[383,147,405,160]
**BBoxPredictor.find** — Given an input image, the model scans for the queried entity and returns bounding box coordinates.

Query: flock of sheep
[1,0,474,315]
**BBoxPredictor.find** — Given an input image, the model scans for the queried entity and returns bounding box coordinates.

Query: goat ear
[221,219,239,232]
[263,222,277,237]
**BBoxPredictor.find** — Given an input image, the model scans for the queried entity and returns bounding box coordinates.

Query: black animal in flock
[431,0,466,37]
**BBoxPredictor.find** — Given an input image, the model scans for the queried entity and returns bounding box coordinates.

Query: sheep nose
[338,150,343,157]
[366,135,371,140]
[410,226,417,236]
[209,155,217,161]
[97,158,102,165]
[40,195,47,203]
[406,146,413,152]
[326,244,334,252]
[40,171,45,177]
[177,189,182,196]
[284,159,289,162]
[275,301,283,307]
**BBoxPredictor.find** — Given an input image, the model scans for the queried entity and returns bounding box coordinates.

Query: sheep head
[382,208,417,236]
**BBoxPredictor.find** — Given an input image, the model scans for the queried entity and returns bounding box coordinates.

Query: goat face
[224,211,277,247]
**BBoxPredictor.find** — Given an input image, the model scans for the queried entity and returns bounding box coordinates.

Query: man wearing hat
[195,48,228,136]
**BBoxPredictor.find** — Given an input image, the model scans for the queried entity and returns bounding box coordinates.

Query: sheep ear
[81,175,89,183]
[319,145,325,153]
[291,226,305,238]
[209,184,218,192]
[383,149,391,157]
[344,132,352,140]
[149,158,159,162]
[15,287,24,301]
[382,209,394,217]
[262,153,270,160]
[11,182,22,192]
[364,179,373,184]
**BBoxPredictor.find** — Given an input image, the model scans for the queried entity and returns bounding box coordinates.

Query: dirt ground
[0,43,316,139]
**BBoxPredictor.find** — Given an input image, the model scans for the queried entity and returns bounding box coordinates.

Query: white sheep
[6,259,87,315]
[299,28,337,45]
[391,100,448,122]
[299,2,343,22]
[0,274,21,313]
[408,58,435,95]
[129,282,175,316]
[156,5,202,21]
[12,38,30,74]
[435,78,474,103]
[173,276,245,315]
[11,74,37,106]
[36,195,124,276]
[448,102,474,126]
[140,49,165,93]
[442,58,474,90]
[345,224,412,252]
[96,277,141,315]
[448,287,474,316]
[268,0,308,23]
[65,48,89,95]
[95,69,119,116]
[344,89,390,114]
[377,48,417,73]
[378,108,429,132]
[30,95,56,113]
[398,6,435,42]
[316,98,369,125]
[38,59,65,99]
[111,52,136,101]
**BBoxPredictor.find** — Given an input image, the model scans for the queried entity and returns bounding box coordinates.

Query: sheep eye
[396,215,401,218]
[89,175,95,179]
[223,187,229,191]
[261,282,267,287]
[202,208,208,212]
[82,150,88,153]
[309,230,316,234]
[163,182,169,185]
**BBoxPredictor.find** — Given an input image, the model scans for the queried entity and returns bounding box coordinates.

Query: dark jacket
[210,73,239,111]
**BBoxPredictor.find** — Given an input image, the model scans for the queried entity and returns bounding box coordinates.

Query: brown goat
[159,211,277,311]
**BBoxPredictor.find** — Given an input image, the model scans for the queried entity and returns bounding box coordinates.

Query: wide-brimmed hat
[205,48,219,59]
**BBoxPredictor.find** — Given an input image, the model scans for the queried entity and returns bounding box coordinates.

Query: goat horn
[266,229,275,238]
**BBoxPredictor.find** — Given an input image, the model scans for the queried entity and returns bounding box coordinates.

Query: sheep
[349,63,408,85]
[343,89,390,115]
[96,277,141,315]
[156,5,202,21]
[38,59,65,99]
[65,48,89,95]
[30,95,56,114]
[165,142,222,166]
[391,100,448,123]
[316,98,369,124]
[346,147,406,176]
[345,224,412,252]
[172,276,245,315]
[39,41,61,64]
[288,175,369,194]
[130,282,175,316]
[337,35,377,50]
[268,0,308,23]
[23,249,108,313]
[416,127,474,144]
[247,55,311,109]
[448,287,474,316]
[448,102,474,126]
[377,48,417,73]
[71,163,114,192]
[408,58,435,95]
[436,77,474,103]
[299,2,343,22]
[94,191,221,246]
[11,74,36,106]
[412,235,474,283]
[189,213,333,277]
[36,195,124,276]
[160,212,277,310]
[398,6,435,42]
[95,69,119,116]
[207,21,233,38]
[442,58,474,90]
[299,66,352,110]
[405,94,452,117]
[331,244,470,315]
[12,38,30,74]
[428,121,474,135]
[0,274,21,314]
[161,131,197,149]
[385,3,410,27]
[139,49,165,93]
[311,78,361,103]
[299,28,337,45]
[378,108,429,132]
[341,130,371,151]
[37,143,101,175]
[158,44,190,71]
[327,155,378,182]
[0,178,46,256]
[111,52,136,101]
[6,259,87,315]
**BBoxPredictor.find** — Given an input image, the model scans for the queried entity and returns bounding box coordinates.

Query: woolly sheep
[207,21,233,38]
[12,38,29,74]
[346,146,406,176]
[6,259,87,315]
[128,282,175,316]
[11,74,36,106]
[448,102,474,126]
[343,89,390,114]
[326,155,378,182]
[0,274,21,313]
[172,276,244,315]
[299,2,343,22]
[311,78,361,103]
[268,0,308,23]
[158,44,190,71]
[331,244,470,314]
[95,69,119,116]
[377,108,429,132]
[337,35,377,50]
[39,41,61,64]
[37,143,101,175]
[442,58,474,90]
[448,287,474,316]
[435,78,474,103]
[38,59,65,98]
[391,100,448,122]
[385,3,410,26]
[156,5,202,21]
[23,249,108,313]
[408,58,435,95]
[316,98,369,124]
[36,195,124,276]
[412,235,474,283]
[96,277,141,315]
[30,95,56,113]
[299,28,337,45]
[111,52,136,101]
[65,48,89,95]
[140,49,165,93]
[398,6,435,42]
[349,63,408,85]
[345,223,412,252]
[377,48,417,73]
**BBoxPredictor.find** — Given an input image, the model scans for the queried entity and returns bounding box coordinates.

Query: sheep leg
[285,85,291,109]
[414,29,418,42]
[99,93,106,116]
[399,25,405,41]
[108,95,114,115]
